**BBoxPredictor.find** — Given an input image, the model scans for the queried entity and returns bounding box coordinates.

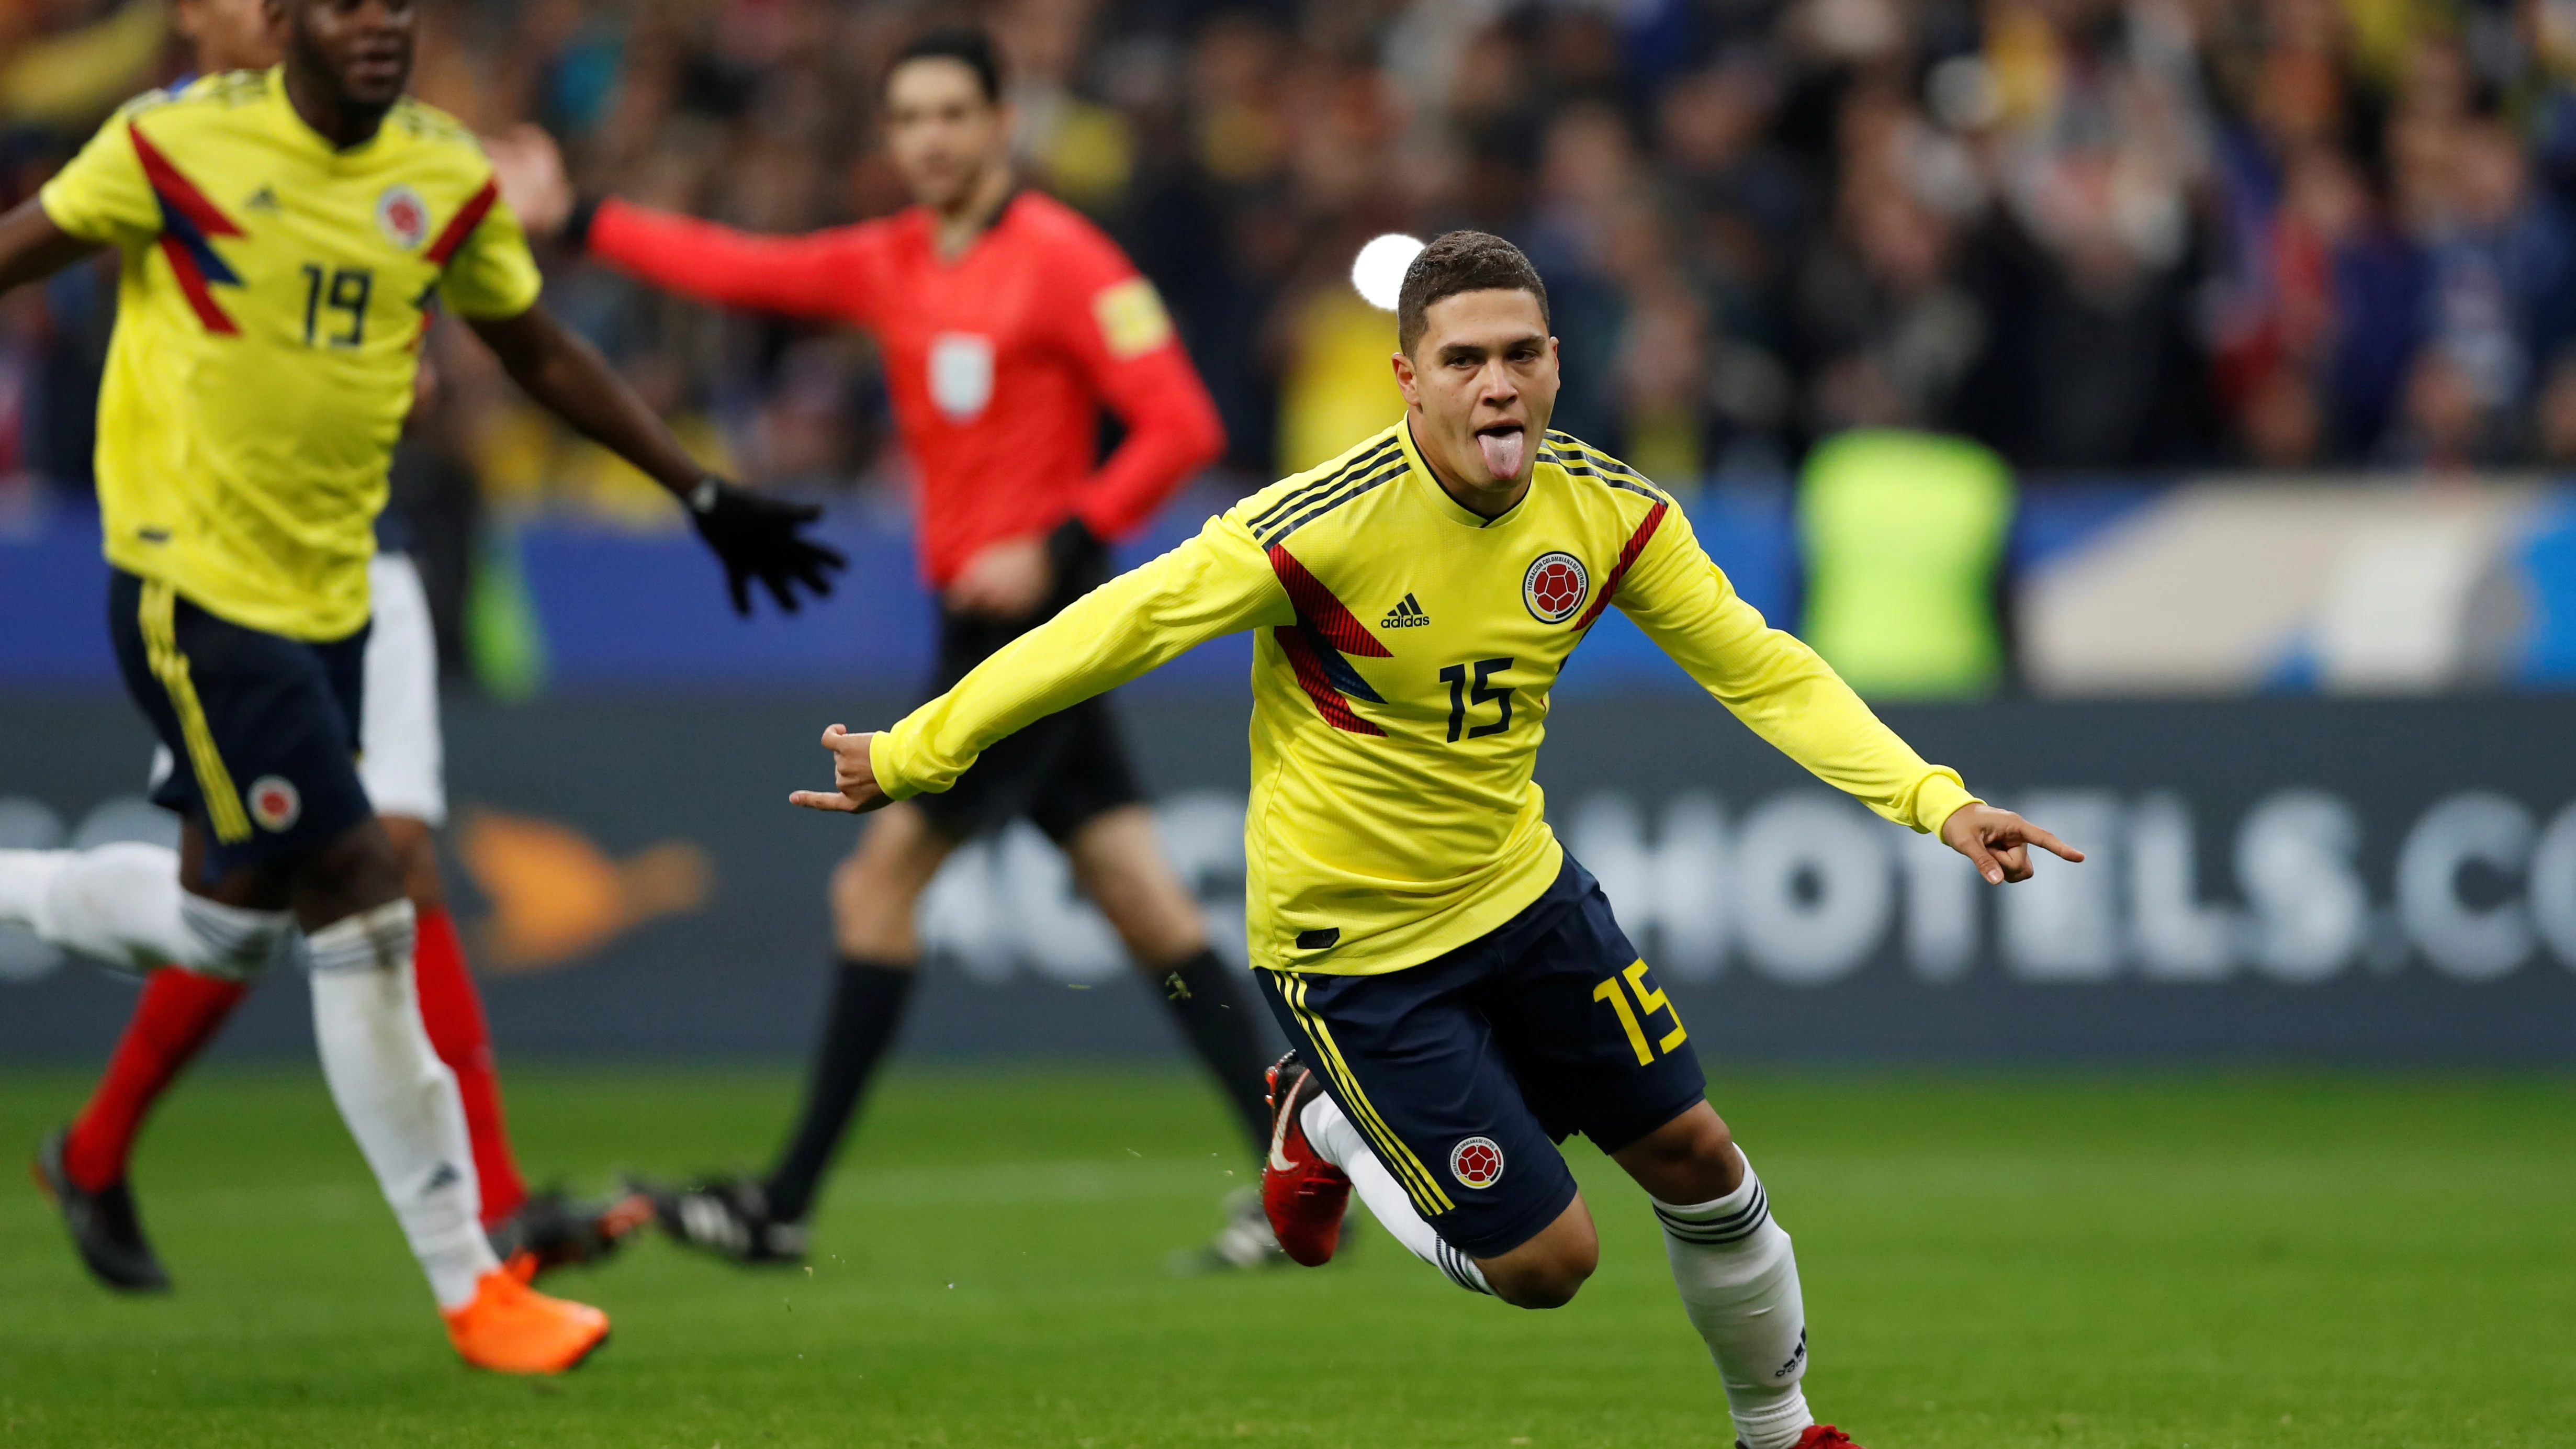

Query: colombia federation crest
[1523,551,1589,624]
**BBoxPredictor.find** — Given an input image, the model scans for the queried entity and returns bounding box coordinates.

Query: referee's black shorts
[913,530,1145,845]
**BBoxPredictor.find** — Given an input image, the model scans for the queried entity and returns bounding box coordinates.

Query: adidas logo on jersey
[242,185,283,214]
[1380,593,1431,628]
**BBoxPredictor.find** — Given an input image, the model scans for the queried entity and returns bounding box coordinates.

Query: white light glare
[1351,233,1425,311]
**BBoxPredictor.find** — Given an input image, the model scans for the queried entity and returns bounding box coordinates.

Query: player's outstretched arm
[1937,802,2085,884]
[792,515,1291,812]
[1613,498,2087,879]
[468,305,846,615]
[0,198,103,297]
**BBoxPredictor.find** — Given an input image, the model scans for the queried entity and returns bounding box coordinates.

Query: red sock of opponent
[409,904,528,1226]
[63,967,249,1192]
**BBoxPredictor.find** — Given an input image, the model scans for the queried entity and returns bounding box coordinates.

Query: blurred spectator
[18,0,2576,520]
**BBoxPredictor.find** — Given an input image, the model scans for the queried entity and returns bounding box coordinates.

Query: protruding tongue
[1477,427,1526,481]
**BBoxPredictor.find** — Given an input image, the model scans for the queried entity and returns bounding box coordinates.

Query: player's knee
[1486,1242,1597,1310]
[289,819,407,927]
[1617,1103,1743,1205]
[377,815,445,913]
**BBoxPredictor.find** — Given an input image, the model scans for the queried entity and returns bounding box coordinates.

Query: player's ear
[1391,349,1420,407]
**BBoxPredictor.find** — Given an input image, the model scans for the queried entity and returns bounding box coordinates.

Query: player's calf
[1650,1145,1819,1449]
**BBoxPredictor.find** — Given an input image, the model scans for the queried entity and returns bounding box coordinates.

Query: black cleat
[486,1188,654,1279]
[31,1128,171,1293]
[626,1174,807,1265]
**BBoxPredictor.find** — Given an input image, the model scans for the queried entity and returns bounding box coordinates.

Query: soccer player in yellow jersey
[790,231,2082,1448]
[0,0,839,1375]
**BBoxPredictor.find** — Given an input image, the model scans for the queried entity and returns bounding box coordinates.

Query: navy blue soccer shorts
[107,570,374,885]
[1255,853,1708,1260]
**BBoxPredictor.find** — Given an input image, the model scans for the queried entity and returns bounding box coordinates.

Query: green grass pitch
[1,1062,2570,1447]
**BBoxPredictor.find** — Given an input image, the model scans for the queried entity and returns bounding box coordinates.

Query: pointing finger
[821,723,847,748]
[2021,824,2087,863]
[790,789,859,812]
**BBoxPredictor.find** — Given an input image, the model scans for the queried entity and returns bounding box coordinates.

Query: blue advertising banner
[3,694,2572,1062]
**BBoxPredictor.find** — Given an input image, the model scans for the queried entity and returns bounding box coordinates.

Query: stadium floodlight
[1351,233,1424,311]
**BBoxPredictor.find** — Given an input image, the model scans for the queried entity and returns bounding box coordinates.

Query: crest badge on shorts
[1449,1136,1505,1189]
[376,185,430,249]
[246,776,302,833]
[1523,551,1589,624]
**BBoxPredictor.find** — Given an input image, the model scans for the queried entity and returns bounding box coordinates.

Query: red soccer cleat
[1261,1052,1352,1267]
[1739,1426,1866,1449]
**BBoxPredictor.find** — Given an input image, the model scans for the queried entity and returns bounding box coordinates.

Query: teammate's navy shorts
[916,530,1143,844]
[107,570,373,885]
[1255,853,1707,1260]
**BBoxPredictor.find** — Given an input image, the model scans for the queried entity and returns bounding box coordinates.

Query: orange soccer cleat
[441,1268,611,1374]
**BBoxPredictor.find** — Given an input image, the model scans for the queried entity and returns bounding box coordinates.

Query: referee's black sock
[763,956,918,1225]
[1153,948,1275,1159]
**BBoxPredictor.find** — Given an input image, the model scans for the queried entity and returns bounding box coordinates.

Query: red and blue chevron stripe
[128,124,244,335]
[1268,545,1391,735]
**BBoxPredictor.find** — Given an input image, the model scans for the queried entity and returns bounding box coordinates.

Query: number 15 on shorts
[1594,960,1686,1065]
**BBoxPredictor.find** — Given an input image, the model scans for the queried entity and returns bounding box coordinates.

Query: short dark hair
[886,26,1004,105]
[1397,231,1550,355]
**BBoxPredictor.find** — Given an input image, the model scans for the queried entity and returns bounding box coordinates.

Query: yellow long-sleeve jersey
[40,68,541,642]
[872,420,1981,976]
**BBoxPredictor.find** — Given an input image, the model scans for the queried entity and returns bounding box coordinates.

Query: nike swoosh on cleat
[1268,1102,1301,1174]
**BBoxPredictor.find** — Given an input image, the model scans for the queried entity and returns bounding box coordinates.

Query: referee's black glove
[686,477,847,616]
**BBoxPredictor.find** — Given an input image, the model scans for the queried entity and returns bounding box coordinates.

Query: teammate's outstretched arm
[0,197,103,296]
[467,306,846,615]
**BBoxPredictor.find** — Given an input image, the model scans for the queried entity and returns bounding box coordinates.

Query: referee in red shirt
[500,27,1280,1268]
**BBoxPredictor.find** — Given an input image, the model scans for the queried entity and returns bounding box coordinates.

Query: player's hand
[1940,803,2085,885]
[790,724,890,813]
[687,477,847,615]
[943,534,1052,619]
[485,124,574,238]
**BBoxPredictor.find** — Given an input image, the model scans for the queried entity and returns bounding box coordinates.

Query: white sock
[1300,1091,1491,1294]
[0,844,238,976]
[1655,1152,1813,1449]
[305,900,496,1310]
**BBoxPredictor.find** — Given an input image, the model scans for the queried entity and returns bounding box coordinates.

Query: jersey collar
[1400,416,1536,532]
[911,186,1027,268]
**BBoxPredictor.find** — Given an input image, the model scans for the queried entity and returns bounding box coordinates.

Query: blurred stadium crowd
[11,0,2576,521]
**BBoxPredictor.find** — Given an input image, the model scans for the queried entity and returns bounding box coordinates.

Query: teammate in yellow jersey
[0,0,840,1375]
[789,231,2082,1449]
